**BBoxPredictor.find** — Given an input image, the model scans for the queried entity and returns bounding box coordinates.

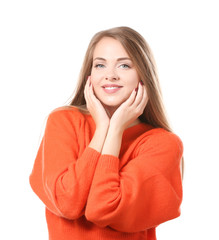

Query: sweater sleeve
[29,109,100,220]
[85,130,183,232]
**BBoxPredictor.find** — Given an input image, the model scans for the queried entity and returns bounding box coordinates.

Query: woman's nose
[105,76,119,81]
[105,70,119,81]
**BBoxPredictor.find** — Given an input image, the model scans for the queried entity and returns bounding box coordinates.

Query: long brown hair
[69,26,184,176]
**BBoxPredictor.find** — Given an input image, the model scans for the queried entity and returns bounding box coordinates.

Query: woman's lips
[102,84,123,94]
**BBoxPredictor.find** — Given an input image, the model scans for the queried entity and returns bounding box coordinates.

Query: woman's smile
[102,84,123,94]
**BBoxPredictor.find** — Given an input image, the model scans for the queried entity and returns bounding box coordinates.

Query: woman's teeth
[104,87,119,90]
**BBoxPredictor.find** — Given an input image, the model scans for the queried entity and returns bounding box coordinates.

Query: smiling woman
[29,26,183,240]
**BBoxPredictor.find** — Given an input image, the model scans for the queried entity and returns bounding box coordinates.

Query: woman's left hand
[109,82,148,133]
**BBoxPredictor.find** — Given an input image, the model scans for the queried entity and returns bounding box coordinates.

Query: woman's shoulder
[46,105,90,125]
[132,127,184,165]
[49,105,88,117]
[139,127,183,151]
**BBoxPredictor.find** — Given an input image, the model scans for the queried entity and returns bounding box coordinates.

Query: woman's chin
[101,101,121,109]
[99,96,127,108]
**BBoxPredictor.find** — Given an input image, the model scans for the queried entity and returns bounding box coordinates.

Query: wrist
[89,125,108,153]
[101,127,123,157]
[108,123,124,136]
[101,139,122,157]
[95,123,109,134]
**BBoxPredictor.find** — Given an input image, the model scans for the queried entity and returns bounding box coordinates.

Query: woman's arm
[85,77,110,152]
[85,131,183,232]
[29,109,101,220]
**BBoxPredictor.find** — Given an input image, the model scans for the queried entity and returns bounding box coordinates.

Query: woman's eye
[94,64,105,68]
[119,64,130,69]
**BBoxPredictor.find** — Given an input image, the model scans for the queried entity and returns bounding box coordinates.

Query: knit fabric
[29,106,183,240]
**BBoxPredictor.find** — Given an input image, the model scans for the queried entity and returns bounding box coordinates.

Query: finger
[140,86,148,107]
[88,77,95,101]
[85,77,94,108]
[134,82,144,106]
[136,85,148,111]
[88,81,97,103]
[122,88,137,107]
[87,79,102,108]
[84,78,89,102]
[84,77,90,103]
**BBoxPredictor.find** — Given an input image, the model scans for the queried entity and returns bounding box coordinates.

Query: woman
[30,26,183,240]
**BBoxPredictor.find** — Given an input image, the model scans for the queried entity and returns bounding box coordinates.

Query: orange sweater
[29,106,183,240]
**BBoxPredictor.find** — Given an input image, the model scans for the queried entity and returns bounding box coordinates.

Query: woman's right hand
[84,76,110,130]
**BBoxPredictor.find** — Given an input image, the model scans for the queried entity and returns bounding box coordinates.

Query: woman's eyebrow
[117,57,132,61]
[93,57,132,61]
[93,57,106,61]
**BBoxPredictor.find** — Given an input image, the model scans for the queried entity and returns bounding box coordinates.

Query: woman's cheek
[91,71,103,83]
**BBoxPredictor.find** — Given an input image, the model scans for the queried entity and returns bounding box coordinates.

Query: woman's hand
[84,76,110,130]
[109,82,148,133]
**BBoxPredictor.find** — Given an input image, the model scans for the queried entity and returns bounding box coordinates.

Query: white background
[1,0,219,239]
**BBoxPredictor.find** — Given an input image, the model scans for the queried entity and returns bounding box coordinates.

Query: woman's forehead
[93,37,129,59]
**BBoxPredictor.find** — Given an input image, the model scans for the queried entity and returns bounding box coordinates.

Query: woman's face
[90,37,140,112]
